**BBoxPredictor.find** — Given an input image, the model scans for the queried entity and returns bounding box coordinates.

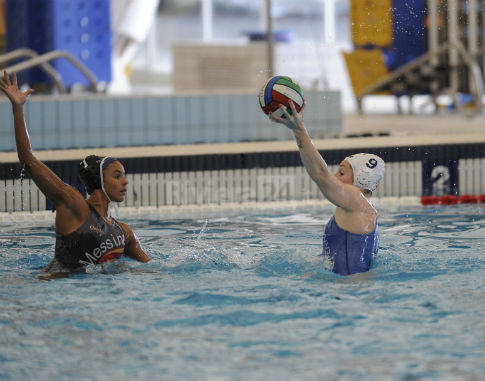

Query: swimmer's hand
[0,70,35,106]
[269,100,306,132]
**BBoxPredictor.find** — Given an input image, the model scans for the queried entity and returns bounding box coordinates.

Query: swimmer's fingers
[268,102,303,130]
[288,100,305,120]
[15,72,34,98]
[269,105,299,131]
[0,71,34,104]
[269,105,292,125]
[3,70,11,86]
[268,111,287,125]
[279,104,293,120]
[0,72,7,89]
[285,101,303,125]
[300,100,306,118]
[288,100,298,116]
[12,72,18,88]
[23,88,35,97]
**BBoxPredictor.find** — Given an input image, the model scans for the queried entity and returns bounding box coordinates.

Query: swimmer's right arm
[269,101,363,211]
[0,71,84,211]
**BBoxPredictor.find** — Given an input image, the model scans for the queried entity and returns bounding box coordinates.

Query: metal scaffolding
[357,0,485,115]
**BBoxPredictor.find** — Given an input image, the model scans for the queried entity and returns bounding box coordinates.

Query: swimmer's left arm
[118,222,151,263]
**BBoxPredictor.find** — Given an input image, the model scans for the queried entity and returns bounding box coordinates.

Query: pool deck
[341,113,485,137]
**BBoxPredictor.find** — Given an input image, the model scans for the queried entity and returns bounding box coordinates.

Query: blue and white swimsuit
[323,216,379,276]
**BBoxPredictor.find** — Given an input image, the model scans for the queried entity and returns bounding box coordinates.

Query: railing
[0,48,65,93]
[1,49,99,92]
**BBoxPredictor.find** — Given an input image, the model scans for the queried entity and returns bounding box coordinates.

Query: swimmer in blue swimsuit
[1,71,151,276]
[269,100,385,275]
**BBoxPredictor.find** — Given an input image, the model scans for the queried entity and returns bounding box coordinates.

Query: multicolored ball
[259,76,304,118]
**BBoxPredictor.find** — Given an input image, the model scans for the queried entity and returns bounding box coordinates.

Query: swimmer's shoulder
[115,220,134,240]
[55,194,90,236]
[334,205,377,234]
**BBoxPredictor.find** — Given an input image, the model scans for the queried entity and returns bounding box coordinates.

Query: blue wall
[385,0,427,70]
[6,0,111,86]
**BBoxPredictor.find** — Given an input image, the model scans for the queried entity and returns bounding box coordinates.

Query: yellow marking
[350,0,393,47]
[343,49,389,97]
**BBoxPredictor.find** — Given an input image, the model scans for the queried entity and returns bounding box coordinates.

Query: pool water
[1,204,484,380]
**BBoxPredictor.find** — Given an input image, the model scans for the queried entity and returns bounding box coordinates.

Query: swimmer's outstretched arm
[118,222,151,263]
[269,101,364,211]
[0,71,86,216]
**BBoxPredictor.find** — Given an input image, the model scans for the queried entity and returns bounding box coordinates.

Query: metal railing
[1,49,99,92]
[0,48,65,93]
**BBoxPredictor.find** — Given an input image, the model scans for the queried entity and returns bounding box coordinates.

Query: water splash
[195,219,208,245]
[19,164,26,212]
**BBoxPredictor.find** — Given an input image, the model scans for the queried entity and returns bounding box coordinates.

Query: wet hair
[78,155,118,195]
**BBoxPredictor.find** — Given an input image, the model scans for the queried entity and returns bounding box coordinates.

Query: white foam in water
[0,197,422,223]
[163,218,261,269]
[257,214,326,225]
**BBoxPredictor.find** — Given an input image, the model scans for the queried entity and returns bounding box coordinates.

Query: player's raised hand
[0,71,35,106]
[269,100,306,131]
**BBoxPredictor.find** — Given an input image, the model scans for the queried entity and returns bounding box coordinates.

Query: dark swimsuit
[44,204,126,272]
[323,216,379,276]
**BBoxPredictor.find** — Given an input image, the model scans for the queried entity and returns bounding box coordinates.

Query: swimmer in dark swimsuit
[0,71,151,276]
[269,100,385,275]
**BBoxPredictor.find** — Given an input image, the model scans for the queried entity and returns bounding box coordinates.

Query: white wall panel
[2,157,485,212]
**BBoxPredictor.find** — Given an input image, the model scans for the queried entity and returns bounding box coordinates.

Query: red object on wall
[421,196,439,205]
[458,194,478,204]
[439,195,458,205]
[478,194,485,203]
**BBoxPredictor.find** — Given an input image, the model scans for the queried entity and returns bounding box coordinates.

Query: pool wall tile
[131,98,146,146]
[0,91,340,151]
[41,101,58,150]
[24,102,43,151]
[202,95,218,143]
[0,102,14,151]
[86,99,103,148]
[159,97,175,145]
[100,98,117,148]
[116,98,133,147]
[72,100,88,149]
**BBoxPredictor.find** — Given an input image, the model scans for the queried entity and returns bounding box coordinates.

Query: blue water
[1,204,484,380]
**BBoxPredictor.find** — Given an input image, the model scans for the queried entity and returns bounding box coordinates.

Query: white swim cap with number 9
[344,153,385,192]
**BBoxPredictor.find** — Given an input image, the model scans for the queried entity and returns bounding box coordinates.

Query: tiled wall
[0,91,341,151]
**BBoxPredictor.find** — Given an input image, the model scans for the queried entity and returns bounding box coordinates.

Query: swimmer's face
[335,160,354,185]
[102,161,128,202]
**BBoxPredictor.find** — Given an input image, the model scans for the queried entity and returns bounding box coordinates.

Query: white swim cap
[344,153,385,192]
